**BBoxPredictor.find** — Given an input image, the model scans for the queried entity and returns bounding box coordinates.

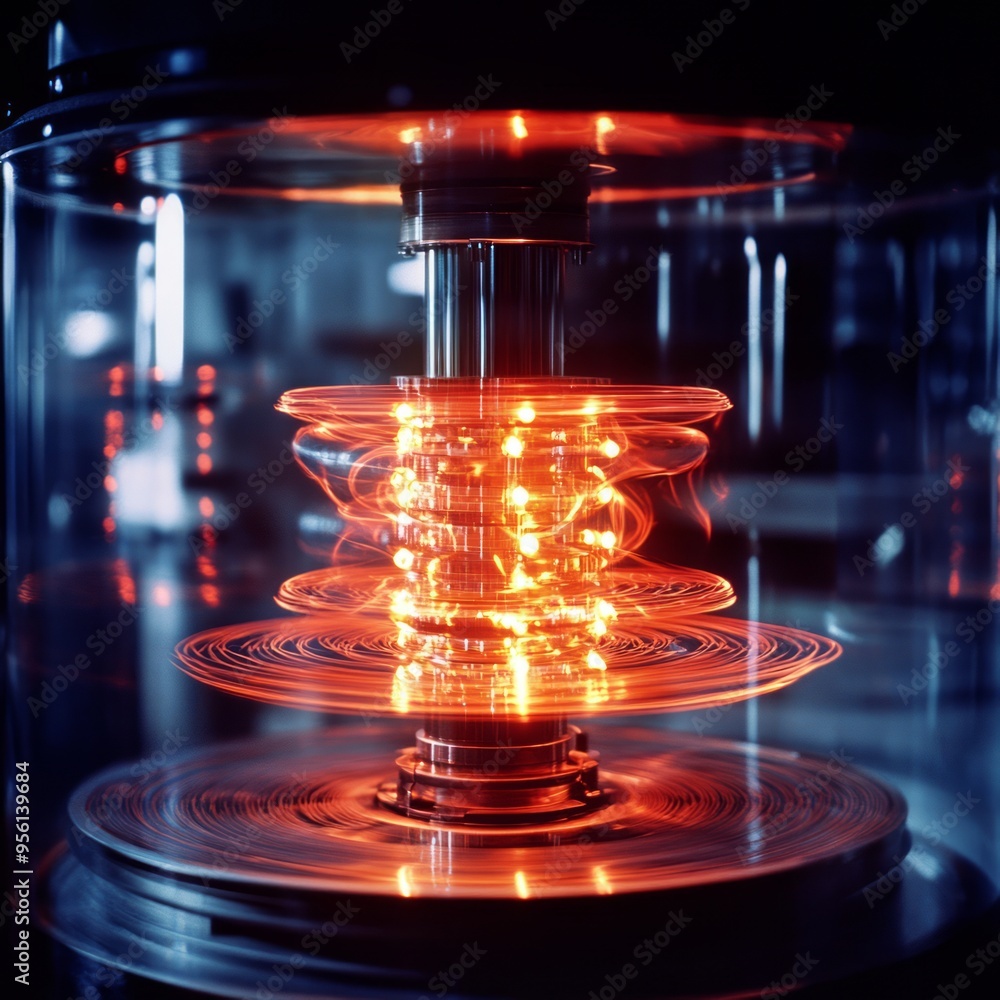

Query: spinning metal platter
[42,725,920,999]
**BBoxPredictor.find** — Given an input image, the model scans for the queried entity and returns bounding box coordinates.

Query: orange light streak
[175,379,841,719]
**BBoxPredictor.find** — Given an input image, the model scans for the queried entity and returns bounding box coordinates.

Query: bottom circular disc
[41,724,971,998]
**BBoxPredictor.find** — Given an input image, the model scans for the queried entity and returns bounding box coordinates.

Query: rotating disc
[40,725,926,999]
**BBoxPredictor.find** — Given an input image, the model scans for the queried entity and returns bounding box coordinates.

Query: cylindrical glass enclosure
[4,92,998,1000]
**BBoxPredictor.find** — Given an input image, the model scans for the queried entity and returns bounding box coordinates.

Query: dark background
[1,0,996,144]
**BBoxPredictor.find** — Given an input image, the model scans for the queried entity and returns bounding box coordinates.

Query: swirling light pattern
[175,378,840,718]
[66,727,907,900]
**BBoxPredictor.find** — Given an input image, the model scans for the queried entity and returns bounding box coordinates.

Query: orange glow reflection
[176,380,841,718]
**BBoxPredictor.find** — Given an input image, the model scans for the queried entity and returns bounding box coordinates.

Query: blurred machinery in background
[3,3,999,998]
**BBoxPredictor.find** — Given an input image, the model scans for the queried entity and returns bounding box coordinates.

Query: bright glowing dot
[42,123,53,137]
[395,402,414,422]
[397,426,414,452]
[511,564,535,590]
[514,870,530,899]
[593,865,613,895]
[587,651,607,671]
[197,364,216,381]
[511,485,530,507]
[399,128,421,144]
[393,548,415,570]
[519,533,540,557]
[140,196,156,216]
[598,486,614,505]
[114,156,127,175]
[511,115,529,139]
[196,432,212,449]
[600,439,621,458]
[103,475,117,492]
[152,583,171,607]
[502,435,524,458]
[102,516,116,534]
[582,529,596,545]
[151,411,165,430]
[596,116,615,135]
[600,530,616,550]
[196,406,214,426]
[597,599,617,620]
[196,454,212,474]
[516,405,536,423]
[397,866,413,897]
[592,620,607,637]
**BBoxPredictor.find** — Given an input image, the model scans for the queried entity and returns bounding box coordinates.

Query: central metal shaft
[377,147,609,825]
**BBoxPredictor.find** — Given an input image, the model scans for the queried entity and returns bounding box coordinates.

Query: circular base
[41,725,935,997]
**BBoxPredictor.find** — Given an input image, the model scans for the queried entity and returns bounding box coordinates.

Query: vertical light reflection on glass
[988,208,1000,595]
[746,544,760,746]
[2,162,13,319]
[926,632,940,731]
[744,237,762,443]
[656,249,671,357]
[135,241,155,381]
[744,535,762,853]
[154,194,185,385]
[772,254,787,427]
[986,208,997,381]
